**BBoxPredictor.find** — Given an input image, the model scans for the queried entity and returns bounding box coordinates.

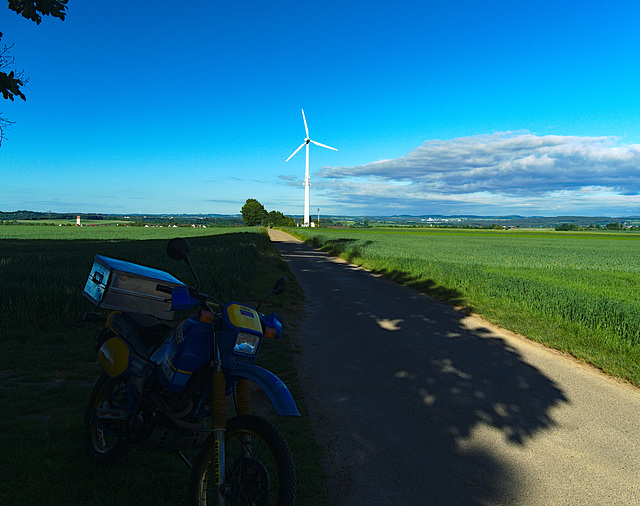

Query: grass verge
[0,227,329,505]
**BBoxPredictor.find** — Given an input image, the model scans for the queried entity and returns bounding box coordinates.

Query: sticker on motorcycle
[226,303,262,333]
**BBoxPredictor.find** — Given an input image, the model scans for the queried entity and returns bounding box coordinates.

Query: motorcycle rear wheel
[188,415,296,506]
[84,373,132,464]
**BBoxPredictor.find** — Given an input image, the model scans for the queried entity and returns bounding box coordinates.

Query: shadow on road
[308,235,468,308]
[271,234,568,504]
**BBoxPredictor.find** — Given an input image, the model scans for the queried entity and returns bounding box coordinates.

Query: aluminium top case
[83,255,185,320]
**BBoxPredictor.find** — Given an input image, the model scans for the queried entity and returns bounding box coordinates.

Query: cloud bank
[314,133,640,216]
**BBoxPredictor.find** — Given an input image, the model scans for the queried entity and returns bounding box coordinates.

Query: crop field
[0,225,328,505]
[289,227,640,386]
[0,224,225,240]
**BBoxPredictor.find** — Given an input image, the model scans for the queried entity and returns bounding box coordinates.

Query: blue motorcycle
[82,238,298,505]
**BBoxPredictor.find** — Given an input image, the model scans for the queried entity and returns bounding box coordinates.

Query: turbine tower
[286,109,337,227]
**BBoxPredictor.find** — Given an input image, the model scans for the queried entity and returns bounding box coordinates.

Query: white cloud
[314,132,640,215]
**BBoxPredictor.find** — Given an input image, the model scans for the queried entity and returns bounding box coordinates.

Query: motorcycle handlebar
[157,283,214,309]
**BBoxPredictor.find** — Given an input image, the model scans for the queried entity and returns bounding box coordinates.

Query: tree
[0,39,25,101]
[241,199,267,226]
[1,1,67,145]
[555,223,579,231]
[264,210,295,227]
[7,0,68,24]
[0,34,26,145]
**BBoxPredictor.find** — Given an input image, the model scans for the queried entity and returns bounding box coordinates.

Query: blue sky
[2,1,640,217]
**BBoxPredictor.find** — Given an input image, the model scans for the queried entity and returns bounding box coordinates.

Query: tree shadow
[271,235,569,504]
[311,237,369,263]
[302,235,470,309]
[373,267,469,309]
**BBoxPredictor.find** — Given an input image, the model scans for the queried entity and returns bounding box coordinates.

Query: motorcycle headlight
[234,332,261,355]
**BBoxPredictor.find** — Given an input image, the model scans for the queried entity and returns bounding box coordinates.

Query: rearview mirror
[167,238,190,261]
[273,277,287,295]
[256,277,288,310]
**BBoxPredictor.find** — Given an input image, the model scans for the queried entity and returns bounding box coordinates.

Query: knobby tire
[188,414,296,505]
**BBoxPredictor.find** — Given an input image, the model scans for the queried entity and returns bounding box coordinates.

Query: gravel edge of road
[272,228,343,505]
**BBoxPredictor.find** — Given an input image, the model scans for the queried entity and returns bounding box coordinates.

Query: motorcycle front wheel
[83,373,131,464]
[188,415,297,506]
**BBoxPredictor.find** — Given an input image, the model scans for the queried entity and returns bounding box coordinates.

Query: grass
[0,226,329,505]
[0,223,238,240]
[287,227,640,387]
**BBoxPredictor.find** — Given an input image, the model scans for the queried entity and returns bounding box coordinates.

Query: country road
[268,229,640,505]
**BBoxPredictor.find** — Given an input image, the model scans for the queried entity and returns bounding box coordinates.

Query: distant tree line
[241,199,295,227]
[134,216,244,227]
[0,211,245,228]
[555,222,631,231]
[0,211,110,221]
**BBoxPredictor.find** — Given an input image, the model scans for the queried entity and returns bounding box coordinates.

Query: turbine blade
[286,142,306,162]
[302,109,309,138]
[310,139,338,151]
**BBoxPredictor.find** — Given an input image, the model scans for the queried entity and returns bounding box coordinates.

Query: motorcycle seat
[110,312,172,358]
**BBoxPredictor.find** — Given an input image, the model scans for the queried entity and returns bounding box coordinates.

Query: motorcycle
[82,237,299,505]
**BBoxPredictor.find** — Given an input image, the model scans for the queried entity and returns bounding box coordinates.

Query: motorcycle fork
[235,378,252,416]
[210,358,227,505]
[234,378,254,459]
[234,378,254,461]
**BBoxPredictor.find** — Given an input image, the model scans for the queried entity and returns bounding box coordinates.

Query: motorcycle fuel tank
[151,316,214,392]
[98,337,130,378]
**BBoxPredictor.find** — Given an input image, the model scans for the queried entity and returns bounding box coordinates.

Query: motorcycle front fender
[231,363,300,417]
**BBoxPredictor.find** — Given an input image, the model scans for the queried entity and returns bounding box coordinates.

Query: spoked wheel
[188,415,296,505]
[83,373,131,464]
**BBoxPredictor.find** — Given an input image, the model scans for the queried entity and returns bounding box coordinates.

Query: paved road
[268,229,640,505]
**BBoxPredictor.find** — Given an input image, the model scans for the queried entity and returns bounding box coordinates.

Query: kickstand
[177,451,192,469]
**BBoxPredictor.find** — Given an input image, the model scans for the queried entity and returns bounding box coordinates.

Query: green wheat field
[289,226,640,387]
[3,223,640,504]
[0,225,328,505]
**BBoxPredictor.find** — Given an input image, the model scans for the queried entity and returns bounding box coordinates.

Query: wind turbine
[286,109,337,227]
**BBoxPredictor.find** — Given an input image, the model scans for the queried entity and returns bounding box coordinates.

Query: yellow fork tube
[211,368,227,430]
[210,367,227,504]
[235,378,252,416]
